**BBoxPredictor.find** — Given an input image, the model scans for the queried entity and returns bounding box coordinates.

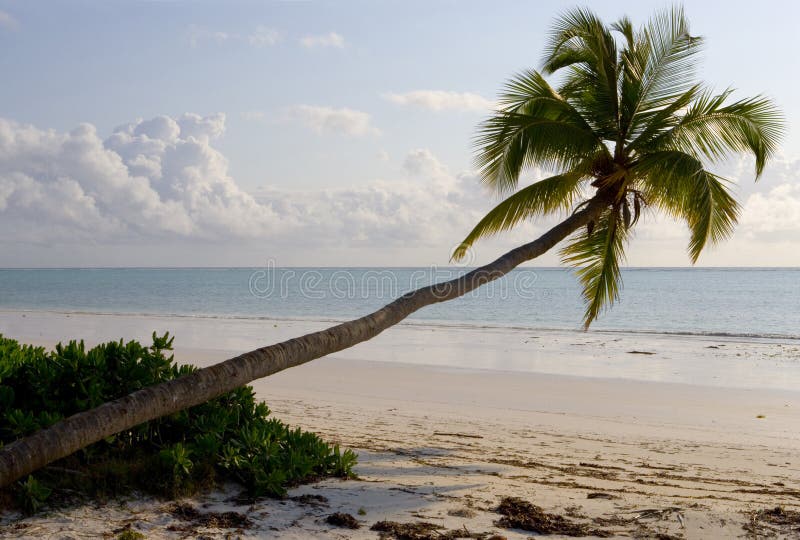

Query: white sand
[1,310,799,538]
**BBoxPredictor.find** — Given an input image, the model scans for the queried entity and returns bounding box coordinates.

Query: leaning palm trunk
[0,197,609,486]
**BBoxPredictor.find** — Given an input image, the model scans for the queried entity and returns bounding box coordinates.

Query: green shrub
[116,529,145,540]
[15,476,51,514]
[0,333,356,512]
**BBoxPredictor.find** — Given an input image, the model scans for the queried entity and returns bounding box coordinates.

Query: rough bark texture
[0,197,608,487]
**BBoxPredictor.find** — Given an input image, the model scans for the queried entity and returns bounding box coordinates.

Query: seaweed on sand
[371,520,491,539]
[325,512,361,529]
[495,497,611,537]
[743,506,800,537]
[167,502,253,530]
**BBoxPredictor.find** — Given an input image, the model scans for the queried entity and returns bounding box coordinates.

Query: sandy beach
[1,310,799,538]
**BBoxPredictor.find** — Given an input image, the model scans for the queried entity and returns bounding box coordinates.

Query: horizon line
[2,266,800,271]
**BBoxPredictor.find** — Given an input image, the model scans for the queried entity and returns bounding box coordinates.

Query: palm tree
[0,6,783,486]
[453,6,782,326]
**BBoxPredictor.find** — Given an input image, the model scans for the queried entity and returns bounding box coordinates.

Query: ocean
[1,267,798,339]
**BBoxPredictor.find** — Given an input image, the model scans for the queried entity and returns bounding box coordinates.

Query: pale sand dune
[1,310,799,538]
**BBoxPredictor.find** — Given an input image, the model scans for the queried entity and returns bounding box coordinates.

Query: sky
[1,0,799,267]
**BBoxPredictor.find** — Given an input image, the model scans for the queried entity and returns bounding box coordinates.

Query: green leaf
[635,150,739,262]
[452,171,588,261]
[640,89,784,177]
[561,208,629,328]
[475,69,606,195]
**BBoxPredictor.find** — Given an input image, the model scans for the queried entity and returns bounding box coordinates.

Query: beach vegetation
[0,333,356,513]
[115,529,145,540]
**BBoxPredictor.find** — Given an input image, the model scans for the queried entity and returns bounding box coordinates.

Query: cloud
[188,24,281,48]
[0,114,281,243]
[0,10,18,30]
[300,32,345,49]
[287,105,379,136]
[403,148,448,178]
[250,152,490,249]
[384,90,494,112]
[740,183,800,240]
[0,115,519,266]
[247,25,282,47]
[0,115,489,254]
[3,113,800,266]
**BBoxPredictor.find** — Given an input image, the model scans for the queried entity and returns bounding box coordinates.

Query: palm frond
[560,207,628,328]
[500,69,582,117]
[622,7,703,124]
[451,171,588,261]
[543,7,617,76]
[625,83,703,147]
[610,16,635,49]
[558,65,621,140]
[684,171,739,260]
[639,89,784,177]
[543,7,621,139]
[474,94,603,194]
[635,150,739,261]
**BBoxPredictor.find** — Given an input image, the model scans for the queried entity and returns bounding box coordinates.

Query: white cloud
[0,10,18,30]
[175,112,226,141]
[300,32,345,49]
[247,25,282,47]
[0,115,487,255]
[740,183,800,239]
[384,90,494,112]
[250,152,489,249]
[0,116,514,266]
[0,114,280,243]
[3,113,800,266]
[403,148,448,178]
[188,24,281,48]
[287,105,379,136]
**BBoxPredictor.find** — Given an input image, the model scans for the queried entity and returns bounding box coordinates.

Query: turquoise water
[0,267,798,338]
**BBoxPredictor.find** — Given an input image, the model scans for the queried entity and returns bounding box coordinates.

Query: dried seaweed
[168,502,252,529]
[371,520,490,539]
[495,497,611,537]
[325,512,361,529]
[743,506,800,537]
